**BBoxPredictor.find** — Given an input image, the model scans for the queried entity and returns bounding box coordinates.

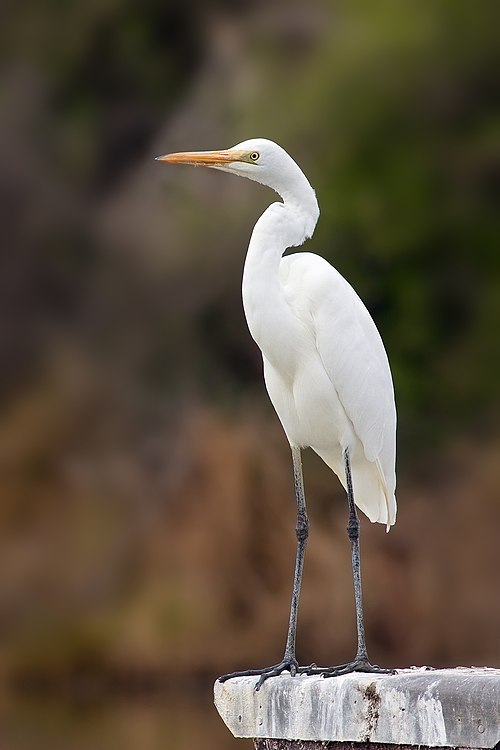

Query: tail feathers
[353,457,396,530]
[315,448,397,530]
[375,458,397,530]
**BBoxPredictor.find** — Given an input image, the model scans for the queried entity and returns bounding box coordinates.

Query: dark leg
[307,448,393,677]
[219,446,312,690]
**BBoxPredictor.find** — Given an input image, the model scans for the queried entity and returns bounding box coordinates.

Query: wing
[280,252,396,499]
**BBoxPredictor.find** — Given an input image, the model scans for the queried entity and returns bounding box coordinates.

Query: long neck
[242,179,319,372]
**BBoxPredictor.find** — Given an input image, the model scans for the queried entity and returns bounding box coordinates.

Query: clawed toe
[219,656,395,689]
[305,657,395,678]
[219,656,305,690]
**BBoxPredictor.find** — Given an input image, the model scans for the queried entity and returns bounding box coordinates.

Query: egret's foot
[305,656,395,678]
[219,656,310,691]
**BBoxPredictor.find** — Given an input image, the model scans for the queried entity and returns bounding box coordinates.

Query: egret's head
[156,138,315,205]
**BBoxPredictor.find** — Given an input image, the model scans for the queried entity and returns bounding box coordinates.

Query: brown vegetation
[1,373,499,690]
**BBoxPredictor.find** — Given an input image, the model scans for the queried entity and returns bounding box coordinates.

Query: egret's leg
[345,446,370,664]
[307,448,394,677]
[283,445,309,663]
[219,446,311,690]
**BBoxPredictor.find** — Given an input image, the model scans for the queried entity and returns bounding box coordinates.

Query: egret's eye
[249,151,260,162]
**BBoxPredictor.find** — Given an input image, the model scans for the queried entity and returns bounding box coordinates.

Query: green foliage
[221,0,500,446]
[3,0,498,446]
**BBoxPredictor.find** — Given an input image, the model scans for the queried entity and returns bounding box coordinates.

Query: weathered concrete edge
[214,667,500,748]
[252,741,495,750]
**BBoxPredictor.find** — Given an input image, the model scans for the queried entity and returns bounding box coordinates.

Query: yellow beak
[155,149,246,167]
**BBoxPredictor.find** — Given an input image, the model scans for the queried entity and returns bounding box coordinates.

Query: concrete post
[214,667,500,749]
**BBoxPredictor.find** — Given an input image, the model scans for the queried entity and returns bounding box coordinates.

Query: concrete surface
[214,667,500,747]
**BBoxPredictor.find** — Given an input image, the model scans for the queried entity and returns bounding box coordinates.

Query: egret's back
[276,252,397,527]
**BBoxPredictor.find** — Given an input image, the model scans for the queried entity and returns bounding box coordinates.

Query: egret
[156,138,397,689]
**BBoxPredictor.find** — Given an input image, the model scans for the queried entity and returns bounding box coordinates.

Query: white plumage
[237,139,396,528]
[157,137,397,686]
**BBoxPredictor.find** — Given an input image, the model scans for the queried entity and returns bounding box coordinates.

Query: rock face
[214,667,500,748]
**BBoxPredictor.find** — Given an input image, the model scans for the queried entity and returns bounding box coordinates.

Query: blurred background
[1,0,499,748]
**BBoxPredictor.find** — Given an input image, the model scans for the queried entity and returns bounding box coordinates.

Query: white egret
[156,138,397,689]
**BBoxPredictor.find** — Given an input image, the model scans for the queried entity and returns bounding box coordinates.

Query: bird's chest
[263,354,353,451]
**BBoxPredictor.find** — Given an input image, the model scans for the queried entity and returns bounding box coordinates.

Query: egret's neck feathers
[252,194,317,255]
[249,151,320,247]
[252,172,319,252]
[242,169,319,368]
